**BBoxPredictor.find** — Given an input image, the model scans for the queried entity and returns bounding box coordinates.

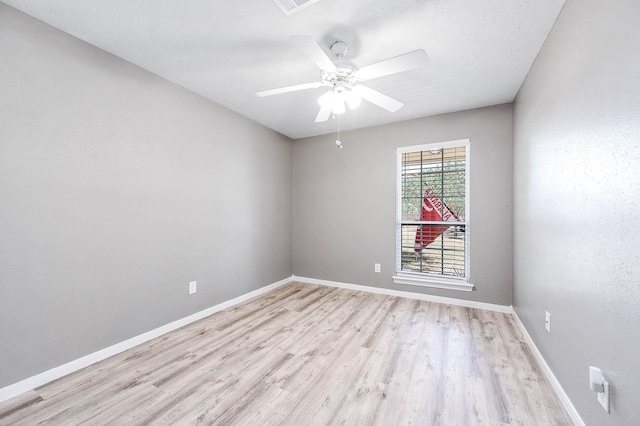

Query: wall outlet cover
[189,281,197,294]
[598,380,610,413]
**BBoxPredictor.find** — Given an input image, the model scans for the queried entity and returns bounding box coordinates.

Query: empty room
[0,0,638,425]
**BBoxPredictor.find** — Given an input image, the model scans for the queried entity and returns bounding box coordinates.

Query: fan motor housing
[330,41,349,59]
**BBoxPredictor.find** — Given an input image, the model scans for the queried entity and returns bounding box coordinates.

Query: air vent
[272,0,322,16]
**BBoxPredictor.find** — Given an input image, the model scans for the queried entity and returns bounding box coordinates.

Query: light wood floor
[0,282,572,425]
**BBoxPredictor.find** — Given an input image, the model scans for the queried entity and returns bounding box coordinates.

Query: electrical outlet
[189,281,197,294]
[545,311,551,332]
[598,380,610,413]
[374,263,381,273]
[589,366,610,413]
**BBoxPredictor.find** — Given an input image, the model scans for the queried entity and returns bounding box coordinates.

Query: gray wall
[0,5,293,388]
[293,104,513,306]
[513,0,640,424]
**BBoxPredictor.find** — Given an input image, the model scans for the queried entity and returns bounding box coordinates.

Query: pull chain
[335,114,343,148]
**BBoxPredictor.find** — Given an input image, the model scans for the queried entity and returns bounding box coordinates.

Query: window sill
[392,274,474,292]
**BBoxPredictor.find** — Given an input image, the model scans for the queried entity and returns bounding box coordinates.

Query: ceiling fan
[257,36,429,122]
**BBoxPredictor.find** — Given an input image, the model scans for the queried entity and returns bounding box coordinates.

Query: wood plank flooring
[0,282,573,425]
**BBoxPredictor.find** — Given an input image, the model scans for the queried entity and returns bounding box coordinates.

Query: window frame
[392,139,474,292]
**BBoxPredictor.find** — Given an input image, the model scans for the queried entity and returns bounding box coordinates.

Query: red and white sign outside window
[414,188,460,253]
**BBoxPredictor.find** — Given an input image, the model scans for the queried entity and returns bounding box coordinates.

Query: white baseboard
[512,310,584,426]
[292,275,512,314]
[0,276,294,403]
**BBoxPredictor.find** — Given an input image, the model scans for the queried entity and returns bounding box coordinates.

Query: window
[393,140,473,291]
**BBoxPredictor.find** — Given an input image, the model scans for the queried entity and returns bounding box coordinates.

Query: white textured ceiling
[2,0,565,139]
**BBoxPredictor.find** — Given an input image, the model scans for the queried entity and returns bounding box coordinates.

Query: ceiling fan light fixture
[332,100,346,114]
[318,91,333,108]
[257,36,429,123]
[346,90,361,110]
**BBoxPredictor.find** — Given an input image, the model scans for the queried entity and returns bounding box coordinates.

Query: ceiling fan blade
[352,85,403,112]
[355,49,428,81]
[257,81,323,97]
[290,35,337,72]
[315,104,332,122]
